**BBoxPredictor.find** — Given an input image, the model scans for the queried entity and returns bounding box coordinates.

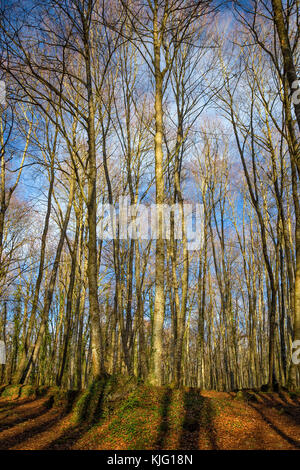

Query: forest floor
[0,388,300,450]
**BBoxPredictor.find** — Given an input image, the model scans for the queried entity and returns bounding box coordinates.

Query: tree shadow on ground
[43,423,86,450]
[251,392,300,430]
[277,390,300,408]
[247,398,300,449]
[154,387,172,449]
[0,398,36,413]
[0,402,51,432]
[0,411,62,449]
[41,380,106,450]
[179,389,218,450]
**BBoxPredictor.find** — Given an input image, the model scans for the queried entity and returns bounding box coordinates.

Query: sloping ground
[0,383,300,450]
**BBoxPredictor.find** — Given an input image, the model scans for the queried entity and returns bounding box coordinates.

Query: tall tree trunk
[271,0,300,143]
[148,9,165,386]
[83,5,103,379]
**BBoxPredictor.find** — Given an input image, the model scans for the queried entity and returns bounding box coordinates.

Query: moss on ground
[1,380,299,450]
[72,374,139,425]
[234,389,260,403]
[19,385,36,398]
[78,385,220,450]
[1,385,22,399]
[0,384,51,400]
